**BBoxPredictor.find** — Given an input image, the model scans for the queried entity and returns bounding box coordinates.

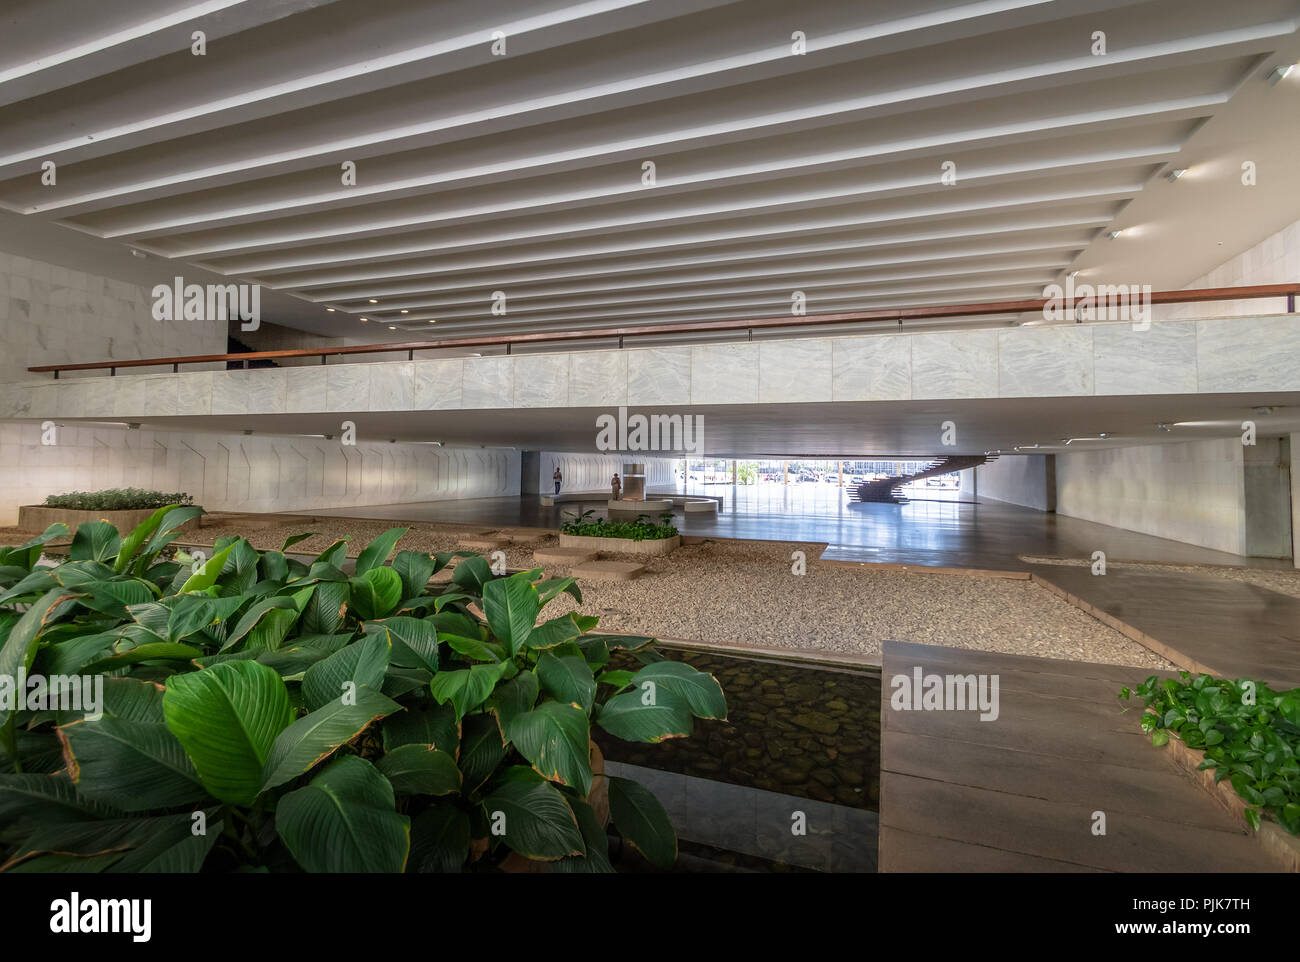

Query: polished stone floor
[310,488,1279,570]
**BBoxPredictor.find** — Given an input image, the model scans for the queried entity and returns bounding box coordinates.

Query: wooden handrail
[26,283,1299,376]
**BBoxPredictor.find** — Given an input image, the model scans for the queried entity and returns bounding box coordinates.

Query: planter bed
[558,532,679,556]
[18,504,203,539]
[1146,707,1300,872]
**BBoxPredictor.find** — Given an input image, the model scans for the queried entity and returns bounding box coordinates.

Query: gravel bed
[1021,555,1300,601]
[0,516,1169,669]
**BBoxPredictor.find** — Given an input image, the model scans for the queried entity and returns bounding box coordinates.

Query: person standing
[611,473,622,501]
[553,465,562,495]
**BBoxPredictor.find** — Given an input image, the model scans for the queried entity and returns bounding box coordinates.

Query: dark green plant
[43,488,195,511]
[561,510,677,541]
[0,512,724,873]
[1120,672,1300,835]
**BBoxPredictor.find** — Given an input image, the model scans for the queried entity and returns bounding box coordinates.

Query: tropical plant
[1120,672,1300,835]
[736,462,757,485]
[43,488,195,511]
[561,510,678,541]
[0,511,724,872]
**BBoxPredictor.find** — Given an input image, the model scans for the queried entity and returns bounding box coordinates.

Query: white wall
[0,422,519,525]
[965,455,1055,511]
[1055,438,1246,555]
[541,452,676,494]
[1169,216,1300,319]
[0,250,226,383]
[1292,433,1300,570]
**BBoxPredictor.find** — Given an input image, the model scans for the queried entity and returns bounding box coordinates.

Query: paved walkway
[879,641,1279,872]
[1026,564,1300,689]
[311,492,1283,569]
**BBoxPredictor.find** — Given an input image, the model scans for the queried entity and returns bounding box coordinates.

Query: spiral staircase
[849,455,994,504]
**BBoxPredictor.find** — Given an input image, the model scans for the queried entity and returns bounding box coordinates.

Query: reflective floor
[310,487,1281,570]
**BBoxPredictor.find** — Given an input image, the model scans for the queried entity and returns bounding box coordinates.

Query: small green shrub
[1120,672,1300,835]
[43,488,195,511]
[561,509,678,541]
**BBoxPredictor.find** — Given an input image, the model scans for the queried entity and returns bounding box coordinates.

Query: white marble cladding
[10,313,1300,420]
[0,249,226,384]
[1056,438,1247,555]
[0,421,520,525]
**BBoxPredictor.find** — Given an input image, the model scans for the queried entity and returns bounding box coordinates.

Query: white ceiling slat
[1,0,1297,340]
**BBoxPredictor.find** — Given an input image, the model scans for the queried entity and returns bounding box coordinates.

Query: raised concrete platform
[533,545,598,567]
[559,532,679,556]
[879,641,1277,872]
[607,498,672,520]
[571,560,645,581]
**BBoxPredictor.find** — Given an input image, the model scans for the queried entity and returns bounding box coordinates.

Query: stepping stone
[458,535,507,551]
[572,560,645,582]
[498,528,546,543]
[534,546,598,566]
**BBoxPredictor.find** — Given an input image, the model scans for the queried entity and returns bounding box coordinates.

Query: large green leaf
[376,745,461,795]
[161,661,293,805]
[595,688,693,743]
[355,527,409,576]
[80,642,202,675]
[481,767,584,861]
[608,776,676,869]
[551,798,614,873]
[113,506,175,573]
[458,714,508,793]
[261,687,401,792]
[409,802,469,872]
[300,580,349,634]
[58,716,208,812]
[382,702,459,753]
[630,661,727,720]
[538,652,596,712]
[0,774,119,835]
[178,542,234,593]
[450,555,492,594]
[0,523,68,571]
[392,550,437,600]
[429,662,509,720]
[505,701,591,795]
[0,588,80,730]
[69,521,121,563]
[482,571,540,655]
[221,596,297,650]
[277,755,409,873]
[366,616,438,672]
[301,632,391,711]
[487,671,539,735]
[349,566,403,620]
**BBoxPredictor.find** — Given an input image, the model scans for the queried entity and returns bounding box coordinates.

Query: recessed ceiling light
[400,309,409,314]
[1066,270,1080,279]
[325,307,335,312]
[388,325,397,330]
[1165,168,1187,183]
[360,317,368,322]
[1269,63,1296,85]
[427,320,436,324]
[1106,229,1123,240]
[368,299,378,303]
[129,249,148,259]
